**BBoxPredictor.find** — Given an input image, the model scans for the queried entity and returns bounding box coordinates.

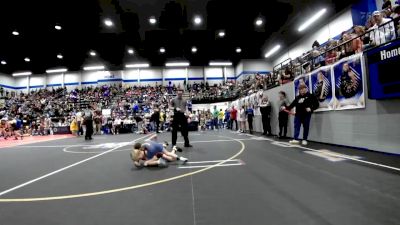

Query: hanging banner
[293,74,311,97]
[333,54,365,110]
[310,66,335,111]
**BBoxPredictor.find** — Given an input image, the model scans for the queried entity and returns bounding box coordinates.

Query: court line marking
[0,133,155,198]
[187,159,240,164]
[178,163,243,169]
[0,135,245,202]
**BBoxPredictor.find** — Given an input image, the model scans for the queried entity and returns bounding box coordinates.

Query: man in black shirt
[259,96,272,136]
[286,84,319,145]
[170,89,192,148]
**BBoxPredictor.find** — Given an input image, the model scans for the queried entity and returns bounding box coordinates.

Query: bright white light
[104,19,113,27]
[165,62,190,67]
[89,51,96,56]
[194,16,202,25]
[191,47,197,53]
[57,54,63,59]
[159,47,165,53]
[24,57,30,62]
[255,18,263,26]
[128,49,134,55]
[1,61,6,65]
[236,47,242,53]
[83,65,105,71]
[264,45,281,58]
[55,25,62,30]
[218,31,225,37]
[12,71,32,76]
[125,63,150,68]
[209,61,232,66]
[149,17,157,24]
[12,31,19,36]
[298,8,327,32]
[46,68,68,73]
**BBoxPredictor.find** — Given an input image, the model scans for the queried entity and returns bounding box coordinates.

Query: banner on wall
[310,66,335,111]
[293,74,311,97]
[333,54,365,110]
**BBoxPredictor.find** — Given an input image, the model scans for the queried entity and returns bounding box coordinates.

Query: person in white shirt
[238,105,246,133]
[113,116,122,135]
[369,10,395,46]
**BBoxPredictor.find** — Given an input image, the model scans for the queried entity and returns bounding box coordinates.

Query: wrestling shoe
[289,140,300,145]
[179,157,188,164]
[302,140,308,145]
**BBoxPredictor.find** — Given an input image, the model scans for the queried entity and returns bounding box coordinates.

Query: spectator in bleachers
[369,10,395,46]
[382,0,392,10]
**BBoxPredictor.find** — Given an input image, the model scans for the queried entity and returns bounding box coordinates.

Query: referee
[170,89,192,148]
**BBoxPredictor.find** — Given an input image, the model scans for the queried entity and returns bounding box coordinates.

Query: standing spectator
[230,106,238,131]
[0,86,3,97]
[70,116,78,136]
[246,105,254,134]
[152,108,160,133]
[370,11,395,46]
[238,105,246,133]
[159,110,165,131]
[94,112,102,135]
[218,109,224,129]
[224,108,231,129]
[278,91,290,139]
[286,84,319,145]
[84,114,93,140]
[259,97,272,136]
[212,106,219,130]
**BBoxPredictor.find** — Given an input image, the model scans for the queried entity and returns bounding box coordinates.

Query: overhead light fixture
[264,45,281,58]
[125,63,150,68]
[12,31,19,36]
[1,60,6,65]
[193,16,202,25]
[83,65,105,71]
[55,25,62,30]
[165,62,190,67]
[46,68,68,73]
[236,47,242,53]
[89,51,96,56]
[298,8,327,32]
[24,57,30,62]
[57,54,63,59]
[191,47,198,53]
[159,47,166,53]
[127,49,134,55]
[218,31,225,37]
[104,18,113,27]
[12,71,32,77]
[209,61,232,66]
[149,16,157,25]
[255,18,263,26]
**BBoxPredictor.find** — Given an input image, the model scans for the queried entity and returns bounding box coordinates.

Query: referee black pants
[172,112,190,146]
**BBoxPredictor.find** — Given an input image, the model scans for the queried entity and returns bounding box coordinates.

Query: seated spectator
[281,68,293,84]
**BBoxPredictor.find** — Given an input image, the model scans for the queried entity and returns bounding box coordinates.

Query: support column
[137,69,141,86]
[62,73,65,88]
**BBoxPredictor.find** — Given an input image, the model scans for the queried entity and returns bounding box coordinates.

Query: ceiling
[0,0,355,74]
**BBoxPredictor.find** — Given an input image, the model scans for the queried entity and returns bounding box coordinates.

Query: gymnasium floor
[0,130,399,225]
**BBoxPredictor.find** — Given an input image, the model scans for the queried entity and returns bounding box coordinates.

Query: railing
[274,16,400,80]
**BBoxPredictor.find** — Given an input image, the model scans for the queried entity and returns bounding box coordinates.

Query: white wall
[235,62,244,82]
[64,72,81,90]
[273,9,354,67]
[188,67,204,84]
[163,68,186,87]
[47,73,63,88]
[205,67,224,85]
[29,75,46,89]
[242,59,273,72]
[140,68,162,87]
[0,73,15,91]
[225,67,235,80]
[122,69,139,86]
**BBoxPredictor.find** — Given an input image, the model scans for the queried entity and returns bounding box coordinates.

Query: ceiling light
[149,17,157,25]
[298,8,327,32]
[1,61,6,65]
[194,16,202,25]
[104,19,113,27]
[128,49,134,55]
[264,45,281,58]
[191,47,198,53]
[89,51,96,56]
[218,31,225,37]
[159,47,165,53]
[236,47,242,53]
[255,18,263,26]
[125,63,150,68]
[12,71,32,77]
[57,54,63,59]
[83,65,105,71]
[209,61,232,66]
[12,31,19,36]
[46,68,68,73]
[165,62,190,67]
[55,25,62,30]
[24,57,30,62]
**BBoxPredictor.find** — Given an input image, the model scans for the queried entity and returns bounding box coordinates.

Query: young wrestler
[131,141,188,168]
